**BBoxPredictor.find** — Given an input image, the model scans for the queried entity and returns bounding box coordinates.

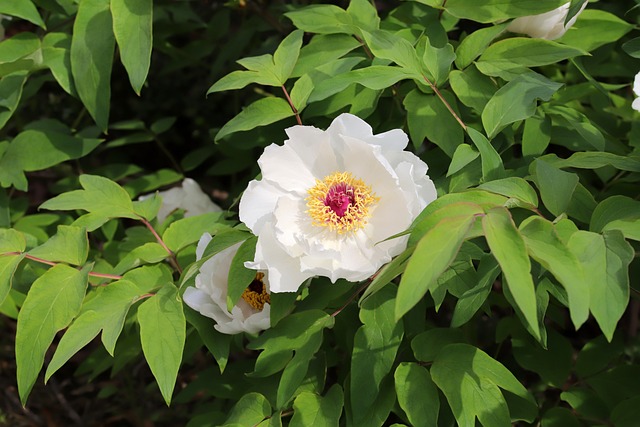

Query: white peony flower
[506,1,588,40]
[633,72,640,112]
[239,113,437,293]
[140,178,222,223]
[183,233,271,335]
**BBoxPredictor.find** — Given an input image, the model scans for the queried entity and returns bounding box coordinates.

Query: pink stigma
[324,183,354,217]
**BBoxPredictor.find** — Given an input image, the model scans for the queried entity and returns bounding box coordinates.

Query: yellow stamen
[241,272,270,311]
[306,171,379,234]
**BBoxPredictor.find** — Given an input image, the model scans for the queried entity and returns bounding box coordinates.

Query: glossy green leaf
[361,30,422,75]
[409,202,484,246]
[455,23,508,69]
[184,306,231,372]
[451,256,500,328]
[590,196,640,241]
[138,284,185,405]
[215,97,295,142]
[111,0,153,95]
[291,34,360,78]
[483,207,540,341]
[397,214,476,320]
[290,385,343,427]
[0,0,46,28]
[352,286,403,423]
[0,228,26,252]
[447,143,479,177]
[431,343,536,427]
[71,0,115,131]
[395,363,439,427]
[519,216,589,328]
[224,392,272,426]
[541,152,640,173]
[522,115,551,158]
[482,73,562,139]
[534,159,578,218]
[113,242,167,275]
[16,264,90,404]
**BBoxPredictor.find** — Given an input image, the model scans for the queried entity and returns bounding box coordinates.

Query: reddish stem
[1,252,123,281]
[140,217,183,274]
[281,85,302,125]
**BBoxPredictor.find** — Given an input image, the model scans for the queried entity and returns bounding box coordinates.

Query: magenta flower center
[324,182,355,217]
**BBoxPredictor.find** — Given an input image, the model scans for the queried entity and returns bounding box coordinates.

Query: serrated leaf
[28,225,88,266]
[138,284,185,405]
[111,0,152,95]
[395,363,439,427]
[290,385,343,427]
[431,343,536,427]
[16,264,90,404]
[215,97,295,142]
[71,0,115,132]
[483,207,540,341]
[397,214,476,320]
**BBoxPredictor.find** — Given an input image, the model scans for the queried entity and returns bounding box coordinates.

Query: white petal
[239,179,284,234]
[633,72,640,98]
[195,232,213,260]
[247,223,312,293]
[633,97,640,113]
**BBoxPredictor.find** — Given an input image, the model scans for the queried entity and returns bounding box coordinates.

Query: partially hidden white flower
[633,72,640,112]
[506,1,588,40]
[183,233,271,335]
[140,178,221,223]
[239,113,437,293]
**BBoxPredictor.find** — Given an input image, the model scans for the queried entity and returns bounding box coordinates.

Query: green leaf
[483,207,540,341]
[0,253,24,306]
[421,37,455,86]
[533,159,579,218]
[451,256,500,328]
[46,279,143,382]
[0,0,46,28]
[522,115,551,158]
[361,30,422,76]
[519,217,588,329]
[512,330,573,388]
[351,286,403,423]
[162,212,230,254]
[40,174,137,219]
[215,97,294,142]
[431,343,536,427]
[455,23,508,70]
[292,34,360,78]
[273,30,304,84]
[284,5,353,35]
[132,193,162,222]
[0,228,26,252]
[482,72,562,139]
[249,310,334,408]
[611,396,640,427]
[478,38,586,77]
[541,152,640,173]
[111,0,153,95]
[138,284,185,405]
[16,264,90,404]
[113,242,167,275]
[545,106,604,151]
[558,9,633,52]
[0,32,40,65]
[447,143,479,177]
[567,231,633,341]
[0,71,28,134]
[429,0,565,23]
[223,392,272,426]
[395,363,439,427]
[184,306,231,372]
[226,236,258,312]
[28,225,88,266]
[409,202,485,247]
[0,130,103,191]
[347,0,380,31]
[290,385,343,427]
[412,328,465,363]
[478,177,538,208]
[449,66,497,114]
[404,89,464,155]
[467,127,505,181]
[623,37,640,59]
[42,32,75,96]
[71,0,115,131]
[397,213,476,320]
